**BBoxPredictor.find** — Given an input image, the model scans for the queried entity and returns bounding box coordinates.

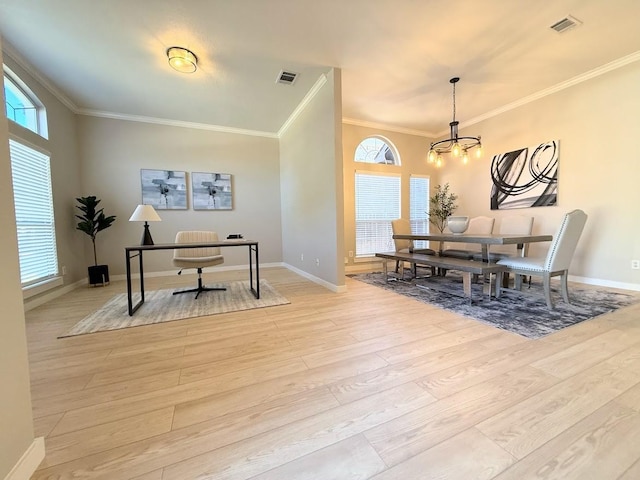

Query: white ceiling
[1,0,639,136]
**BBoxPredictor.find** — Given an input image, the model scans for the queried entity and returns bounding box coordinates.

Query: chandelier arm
[430,136,481,153]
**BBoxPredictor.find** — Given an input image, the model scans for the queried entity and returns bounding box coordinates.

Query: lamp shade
[129,204,162,222]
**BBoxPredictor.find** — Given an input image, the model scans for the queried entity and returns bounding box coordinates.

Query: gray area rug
[60,279,289,338]
[349,272,638,339]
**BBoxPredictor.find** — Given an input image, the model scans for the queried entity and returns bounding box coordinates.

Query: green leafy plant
[429,183,458,233]
[75,196,116,266]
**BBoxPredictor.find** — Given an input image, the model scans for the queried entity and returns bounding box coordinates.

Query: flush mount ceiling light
[427,77,482,168]
[166,46,198,73]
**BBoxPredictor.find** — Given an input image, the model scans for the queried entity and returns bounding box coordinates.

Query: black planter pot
[88,264,110,286]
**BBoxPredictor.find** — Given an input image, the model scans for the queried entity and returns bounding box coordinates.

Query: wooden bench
[375,251,508,300]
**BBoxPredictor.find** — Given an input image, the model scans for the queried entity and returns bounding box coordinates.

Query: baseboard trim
[569,275,640,292]
[23,279,86,312]
[4,437,45,480]
[284,264,347,293]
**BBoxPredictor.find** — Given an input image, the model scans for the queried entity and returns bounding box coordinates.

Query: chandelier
[427,77,482,167]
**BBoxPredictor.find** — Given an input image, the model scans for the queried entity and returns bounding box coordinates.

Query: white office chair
[442,216,495,259]
[496,209,587,309]
[172,231,226,299]
[391,218,436,278]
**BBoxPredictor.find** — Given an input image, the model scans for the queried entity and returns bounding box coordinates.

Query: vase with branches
[428,183,459,233]
[76,196,116,285]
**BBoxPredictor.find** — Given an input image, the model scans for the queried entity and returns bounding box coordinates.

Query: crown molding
[449,49,640,134]
[278,73,328,137]
[5,38,638,142]
[77,109,279,138]
[342,117,434,138]
[2,41,79,113]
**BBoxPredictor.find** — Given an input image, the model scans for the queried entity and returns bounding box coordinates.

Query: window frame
[4,64,58,298]
[3,66,48,138]
[9,136,61,295]
[354,170,401,258]
[353,135,401,166]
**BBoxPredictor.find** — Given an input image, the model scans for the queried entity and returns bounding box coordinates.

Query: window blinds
[355,172,400,256]
[9,139,59,286]
[410,175,430,248]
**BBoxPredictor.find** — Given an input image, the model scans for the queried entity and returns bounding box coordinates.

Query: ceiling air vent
[277,70,298,85]
[550,15,582,33]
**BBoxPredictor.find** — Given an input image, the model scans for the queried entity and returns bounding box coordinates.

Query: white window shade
[9,139,59,286]
[355,172,400,256]
[410,175,430,248]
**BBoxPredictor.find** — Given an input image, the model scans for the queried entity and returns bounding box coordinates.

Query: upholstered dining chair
[473,215,534,262]
[391,218,436,278]
[496,209,588,309]
[442,215,495,259]
[172,231,226,299]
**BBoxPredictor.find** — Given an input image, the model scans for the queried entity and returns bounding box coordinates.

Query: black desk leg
[255,244,260,299]
[126,250,133,315]
[139,250,145,304]
[248,244,260,299]
[127,249,145,316]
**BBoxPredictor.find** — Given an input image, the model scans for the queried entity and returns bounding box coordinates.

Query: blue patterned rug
[348,272,638,339]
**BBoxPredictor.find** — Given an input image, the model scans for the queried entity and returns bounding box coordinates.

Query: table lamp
[129,204,161,245]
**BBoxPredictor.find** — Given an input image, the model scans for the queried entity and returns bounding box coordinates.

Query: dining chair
[391,218,436,278]
[442,215,495,259]
[496,209,588,309]
[472,215,534,262]
[172,231,226,299]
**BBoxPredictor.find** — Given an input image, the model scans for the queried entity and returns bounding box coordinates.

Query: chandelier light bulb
[428,149,436,163]
[476,144,483,158]
[462,151,469,164]
[436,154,443,168]
[452,142,461,157]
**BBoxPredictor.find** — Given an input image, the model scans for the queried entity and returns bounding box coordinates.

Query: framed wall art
[192,172,232,210]
[140,169,188,210]
[490,139,559,210]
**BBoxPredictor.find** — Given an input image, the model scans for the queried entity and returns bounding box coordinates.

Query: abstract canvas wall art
[490,140,558,210]
[140,169,187,210]
[192,172,232,210]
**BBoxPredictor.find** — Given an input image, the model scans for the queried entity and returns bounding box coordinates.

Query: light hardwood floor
[25,267,640,479]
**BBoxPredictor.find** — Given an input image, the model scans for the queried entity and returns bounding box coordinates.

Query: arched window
[4,68,47,137]
[354,136,400,165]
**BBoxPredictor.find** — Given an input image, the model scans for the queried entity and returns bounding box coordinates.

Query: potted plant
[75,196,116,286]
[428,183,459,233]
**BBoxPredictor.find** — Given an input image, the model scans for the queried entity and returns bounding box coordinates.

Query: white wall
[439,61,640,288]
[280,70,345,288]
[77,116,283,275]
[0,37,41,480]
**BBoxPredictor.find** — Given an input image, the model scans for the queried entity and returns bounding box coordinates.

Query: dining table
[392,232,553,262]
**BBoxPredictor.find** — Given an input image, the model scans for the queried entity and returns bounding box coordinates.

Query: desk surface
[125,240,258,252]
[393,233,552,245]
